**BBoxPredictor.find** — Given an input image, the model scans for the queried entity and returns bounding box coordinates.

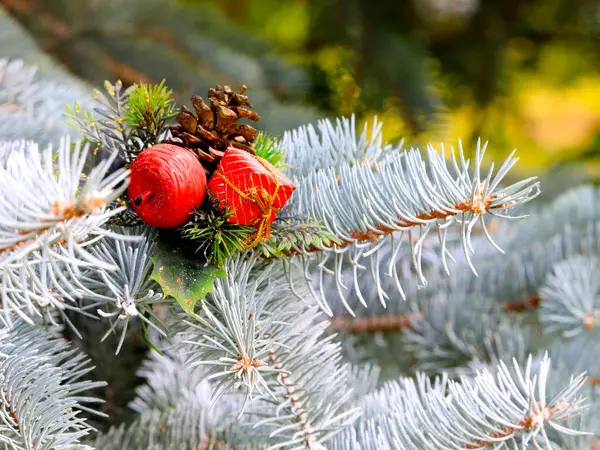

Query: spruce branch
[283,119,540,313]
[65,80,142,163]
[78,226,166,354]
[0,138,130,325]
[0,319,106,450]
[282,115,395,181]
[95,345,250,449]
[181,198,255,268]
[179,256,360,448]
[123,79,176,145]
[404,291,530,375]
[331,355,588,449]
[540,255,600,337]
[0,58,87,145]
[252,132,286,169]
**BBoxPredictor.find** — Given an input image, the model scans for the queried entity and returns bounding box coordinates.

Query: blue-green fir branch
[282,123,540,314]
[0,59,88,145]
[0,319,105,450]
[404,291,530,376]
[330,354,588,449]
[78,226,166,354]
[540,255,600,338]
[95,346,250,450]
[282,115,397,180]
[0,138,131,325]
[179,256,360,449]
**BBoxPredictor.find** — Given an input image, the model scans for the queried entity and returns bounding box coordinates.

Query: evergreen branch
[252,132,286,169]
[78,226,166,354]
[179,256,360,448]
[282,115,396,181]
[0,58,86,145]
[95,344,251,449]
[257,215,341,259]
[404,291,530,375]
[0,319,105,449]
[65,80,142,163]
[123,79,176,145]
[94,402,237,450]
[540,255,600,337]
[284,133,539,314]
[327,293,541,334]
[181,200,255,268]
[181,256,278,406]
[0,138,131,325]
[330,355,588,449]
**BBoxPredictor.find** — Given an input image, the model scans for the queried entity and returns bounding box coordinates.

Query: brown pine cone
[164,85,260,177]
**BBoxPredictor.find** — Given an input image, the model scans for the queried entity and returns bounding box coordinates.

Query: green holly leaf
[150,244,226,315]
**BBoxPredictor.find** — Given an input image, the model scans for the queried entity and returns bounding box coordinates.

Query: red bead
[128,144,207,228]
[207,147,295,226]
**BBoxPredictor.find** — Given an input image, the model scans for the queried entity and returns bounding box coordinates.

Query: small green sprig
[181,197,254,268]
[124,80,176,143]
[257,215,341,258]
[252,132,286,168]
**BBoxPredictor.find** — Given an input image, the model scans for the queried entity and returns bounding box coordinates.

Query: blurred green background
[2,0,600,185]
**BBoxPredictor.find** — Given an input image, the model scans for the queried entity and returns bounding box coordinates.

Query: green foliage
[65,80,140,162]
[258,215,341,258]
[124,79,176,143]
[181,198,255,268]
[149,242,227,315]
[252,132,286,168]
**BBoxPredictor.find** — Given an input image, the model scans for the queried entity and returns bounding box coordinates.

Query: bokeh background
[2,0,600,193]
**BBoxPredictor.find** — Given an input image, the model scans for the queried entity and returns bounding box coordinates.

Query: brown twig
[1,389,20,434]
[267,348,324,449]
[326,295,543,334]
[464,401,569,449]
[328,313,419,333]
[505,295,540,313]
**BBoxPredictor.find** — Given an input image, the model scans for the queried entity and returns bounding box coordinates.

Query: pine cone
[165,84,260,177]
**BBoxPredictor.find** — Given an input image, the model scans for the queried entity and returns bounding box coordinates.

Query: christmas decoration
[181,197,254,268]
[207,147,296,249]
[124,80,176,145]
[166,84,260,176]
[128,144,207,228]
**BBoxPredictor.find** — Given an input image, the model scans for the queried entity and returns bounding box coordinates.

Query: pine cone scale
[166,84,260,178]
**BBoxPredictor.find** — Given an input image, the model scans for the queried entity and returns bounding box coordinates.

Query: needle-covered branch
[179,256,360,449]
[0,138,130,325]
[282,117,540,314]
[0,319,105,450]
[330,355,588,449]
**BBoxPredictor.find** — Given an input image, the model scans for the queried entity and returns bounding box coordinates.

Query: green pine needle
[124,79,176,137]
[181,198,255,268]
[257,216,341,258]
[253,132,286,168]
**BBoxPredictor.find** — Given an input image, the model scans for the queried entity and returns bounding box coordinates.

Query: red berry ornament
[128,144,207,228]
[207,147,296,249]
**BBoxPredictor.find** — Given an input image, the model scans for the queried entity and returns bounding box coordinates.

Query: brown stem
[0,0,71,39]
[267,348,322,448]
[505,295,540,313]
[464,401,569,449]
[328,313,418,333]
[327,294,543,334]
[2,388,21,436]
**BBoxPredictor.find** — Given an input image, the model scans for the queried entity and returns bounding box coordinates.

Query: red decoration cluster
[207,148,296,227]
[128,144,207,228]
[127,144,296,247]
